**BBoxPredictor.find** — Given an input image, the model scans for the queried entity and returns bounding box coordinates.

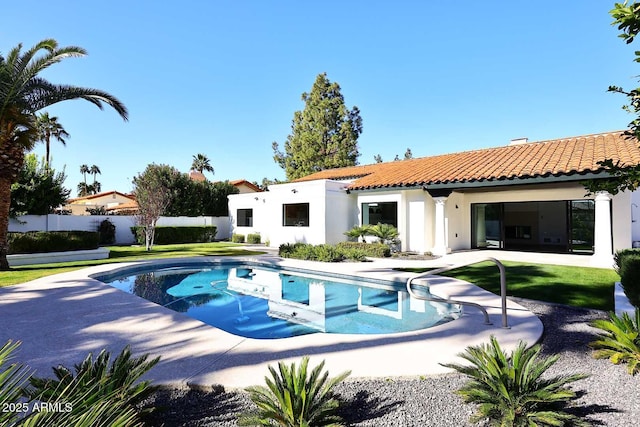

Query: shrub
[238,356,350,427]
[98,218,116,245]
[616,250,640,308]
[343,225,372,242]
[25,345,160,425]
[232,233,246,243]
[443,336,588,427]
[590,308,640,375]
[0,340,32,427]
[336,241,391,258]
[247,233,261,244]
[313,244,344,262]
[131,226,217,245]
[368,223,400,247]
[7,231,100,254]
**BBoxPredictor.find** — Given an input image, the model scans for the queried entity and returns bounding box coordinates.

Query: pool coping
[0,254,544,389]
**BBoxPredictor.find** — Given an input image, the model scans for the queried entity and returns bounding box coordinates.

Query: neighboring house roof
[67,190,135,204]
[105,200,139,214]
[293,131,640,190]
[189,170,206,182]
[229,179,262,193]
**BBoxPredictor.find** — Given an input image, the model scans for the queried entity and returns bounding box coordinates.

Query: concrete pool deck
[0,250,599,389]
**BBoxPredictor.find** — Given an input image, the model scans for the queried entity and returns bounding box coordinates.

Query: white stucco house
[228,131,640,267]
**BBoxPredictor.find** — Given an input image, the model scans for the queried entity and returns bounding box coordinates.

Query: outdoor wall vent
[510,137,529,145]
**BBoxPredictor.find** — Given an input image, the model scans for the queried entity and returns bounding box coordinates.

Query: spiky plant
[21,373,143,427]
[368,223,400,246]
[343,225,372,243]
[0,340,32,426]
[238,356,351,427]
[590,308,640,375]
[442,336,589,427]
[25,345,160,424]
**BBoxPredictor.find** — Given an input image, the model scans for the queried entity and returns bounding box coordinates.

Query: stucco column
[591,191,614,268]
[432,197,450,256]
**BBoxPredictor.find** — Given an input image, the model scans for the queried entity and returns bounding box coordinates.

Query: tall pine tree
[273,73,362,180]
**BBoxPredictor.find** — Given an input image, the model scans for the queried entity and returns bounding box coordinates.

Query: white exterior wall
[9,215,230,245]
[228,180,353,247]
[632,191,640,246]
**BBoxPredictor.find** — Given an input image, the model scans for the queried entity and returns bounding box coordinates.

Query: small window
[283,203,309,227]
[237,208,253,227]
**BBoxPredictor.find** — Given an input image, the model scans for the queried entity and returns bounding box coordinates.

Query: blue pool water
[98,263,459,339]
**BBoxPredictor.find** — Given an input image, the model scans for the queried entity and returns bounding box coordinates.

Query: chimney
[510,137,529,145]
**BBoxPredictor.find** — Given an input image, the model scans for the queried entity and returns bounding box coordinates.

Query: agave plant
[0,340,32,426]
[239,356,351,427]
[25,345,160,425]
[442,336,588,427]
[590,308,640,375]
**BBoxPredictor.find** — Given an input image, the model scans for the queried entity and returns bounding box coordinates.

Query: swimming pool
[97,262,460,339]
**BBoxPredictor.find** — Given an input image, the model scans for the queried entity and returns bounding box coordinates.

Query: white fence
[9,215,232,245]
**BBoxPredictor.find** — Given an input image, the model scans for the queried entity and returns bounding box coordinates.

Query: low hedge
[246,233,261,244]
[231,233,245,243]
[8,231,100,254]
[130,226,217,245]
[336,241,391,258]
[616,249,640,308]
[279,241,391,262]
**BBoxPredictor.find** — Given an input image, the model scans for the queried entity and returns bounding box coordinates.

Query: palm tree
[89,164,101,194]
[78,164,90,196]
[36,111,69,168]
[0,39,128,270]
[191,153,214,175]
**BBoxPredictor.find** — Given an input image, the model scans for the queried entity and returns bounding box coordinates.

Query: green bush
[131,226,217,245]
[616,250,640,308]
[232,233,246,243]
[246,233,261,244]
[279,242,391,262]
[443,336,588,426]
[239,356,350,427]
[336,241,391,258]
[98,219,116,245]
[0,340,32,427]
[25,345,160,426]
[590,308,640,375]
[7,231,100,254]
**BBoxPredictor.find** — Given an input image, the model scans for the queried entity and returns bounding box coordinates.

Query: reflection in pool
[100,264,460,339]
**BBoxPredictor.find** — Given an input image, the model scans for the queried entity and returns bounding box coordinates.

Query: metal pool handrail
[405,257,509,328]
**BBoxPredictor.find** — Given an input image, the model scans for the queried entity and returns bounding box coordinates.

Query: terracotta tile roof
[67,190,135,203]
[293,131,640,190]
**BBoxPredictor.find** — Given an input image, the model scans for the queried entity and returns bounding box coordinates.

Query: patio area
[0,250,591,389]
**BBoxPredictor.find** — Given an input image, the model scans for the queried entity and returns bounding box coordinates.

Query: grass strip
[0,243,265,287]
[397,261,618,311]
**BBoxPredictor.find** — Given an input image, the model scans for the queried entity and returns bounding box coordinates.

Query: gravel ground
[143,302,640,426]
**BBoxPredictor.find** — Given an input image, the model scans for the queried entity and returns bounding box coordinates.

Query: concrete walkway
[0,251,578,389]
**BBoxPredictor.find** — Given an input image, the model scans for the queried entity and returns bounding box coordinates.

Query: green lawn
[398,261,619,311]
[0,243,265,287]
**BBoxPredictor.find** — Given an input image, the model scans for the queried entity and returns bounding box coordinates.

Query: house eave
[347,171,611,193]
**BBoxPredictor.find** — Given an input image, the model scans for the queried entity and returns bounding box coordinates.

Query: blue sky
[1,1,636,196]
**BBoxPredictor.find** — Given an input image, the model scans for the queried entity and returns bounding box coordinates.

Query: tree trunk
[0,139,25,271]
[0,177,13,270]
